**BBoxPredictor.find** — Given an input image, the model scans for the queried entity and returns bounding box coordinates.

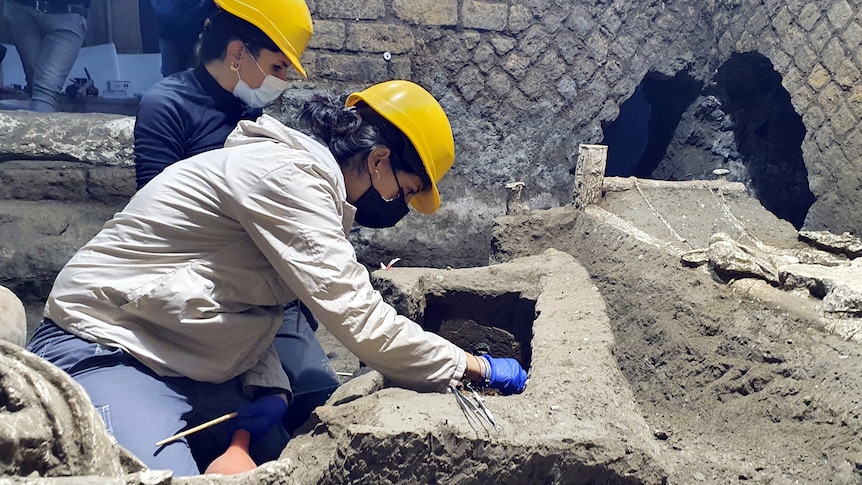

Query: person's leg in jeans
[28,11,87,112]
[2,2,41,90]
[27,321,290,475]
[275,302,341,435]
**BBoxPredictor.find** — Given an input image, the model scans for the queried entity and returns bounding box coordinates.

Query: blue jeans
[276,302,341,434]
[27,309,340,476]
[2,1,86,112]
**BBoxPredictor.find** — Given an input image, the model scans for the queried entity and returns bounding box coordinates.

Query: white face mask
[232,56,290,108]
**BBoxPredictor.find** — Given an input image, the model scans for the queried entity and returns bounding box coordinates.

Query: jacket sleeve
[235,159,467,393]
[134,92,187,190]
[239,344,293,399]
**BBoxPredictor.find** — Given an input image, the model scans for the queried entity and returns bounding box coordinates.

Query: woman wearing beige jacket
[27,80,527,476]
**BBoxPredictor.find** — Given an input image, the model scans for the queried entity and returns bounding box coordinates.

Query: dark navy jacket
[133,67,262,189]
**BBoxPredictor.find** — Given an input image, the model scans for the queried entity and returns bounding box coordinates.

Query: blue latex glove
[230,394,288,440]
[481,354,527,395]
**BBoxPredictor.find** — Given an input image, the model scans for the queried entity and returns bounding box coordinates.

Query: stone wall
[286,0,862,257]
[285,0,719,267]
[712,0,862,234]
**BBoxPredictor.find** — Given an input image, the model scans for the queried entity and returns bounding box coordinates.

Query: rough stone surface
[0,112,133,166]
[0,285,26,347]
[491,181,862,484]
[0,340,146,478]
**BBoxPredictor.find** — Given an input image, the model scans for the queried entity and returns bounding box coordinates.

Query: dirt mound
[491,181,862,484]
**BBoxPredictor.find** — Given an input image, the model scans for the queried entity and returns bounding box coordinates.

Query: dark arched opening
[712,52,813,228]
[601,71,702,177]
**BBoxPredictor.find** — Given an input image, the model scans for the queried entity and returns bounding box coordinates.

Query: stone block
[804,105,826,130]
[506,4,532,33]
[541,6,565,33]
[808,63,832,90]
[610,35,638,62]
[792,42,816,72]
[489,34,516,55]
[603,58,623,85]
[598,6,622,37]
[770,47,792,71]
[518,25,550,58]
[565,4,595,38]
[814,120,835,150]
[797,3,821,31]
[809,20,832,52]
[471,42,497,73]
[818,82,844,110]
[86,167,135,204]
[718,31,735,57]
[316,0,384,19]
[313,53,389,82]
[392,0,457,26]
[0,286,25,347]
[346,23,415,54]
[746,9,770,36]
[455,66,485,101]
[308,20,346,50]
[388,57,413,80]
[826,0,853,30]
[556,75,578,100]
[821,37,846,74]
[832,103,858,136]
[834,60,861,89]
[842,21,862,50]
[463,1,508,32]
[502,52,531,78]
[586,31,609,64]
[850,85,862,117]
[771,6,793,37]
[557,33,585,65]
[486,68,512,95]
[0,161,89,201]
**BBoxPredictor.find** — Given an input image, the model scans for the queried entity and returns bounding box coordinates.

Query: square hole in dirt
[421,291,535,370]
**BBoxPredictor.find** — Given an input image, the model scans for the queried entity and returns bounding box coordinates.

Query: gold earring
[230,61,240,72]
[372,170,381,183]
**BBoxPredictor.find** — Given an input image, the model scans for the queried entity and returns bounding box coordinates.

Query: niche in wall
[600,54,813,229]
[712,52,813,229]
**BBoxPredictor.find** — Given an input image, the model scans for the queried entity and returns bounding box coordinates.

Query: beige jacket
[45,115,466,394]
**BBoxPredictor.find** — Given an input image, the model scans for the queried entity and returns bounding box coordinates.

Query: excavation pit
[421,292,535,369]
[270,249,670,485]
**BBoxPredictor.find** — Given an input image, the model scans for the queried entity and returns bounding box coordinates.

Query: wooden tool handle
[155,411,239,447]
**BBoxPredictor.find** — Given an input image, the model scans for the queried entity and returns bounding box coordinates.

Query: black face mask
[353,172,410,228]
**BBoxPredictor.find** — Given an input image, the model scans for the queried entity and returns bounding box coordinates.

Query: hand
[229,394,288,440]
[481,354,527,395]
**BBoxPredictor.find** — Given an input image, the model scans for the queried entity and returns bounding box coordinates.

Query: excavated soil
[5,180,862,484]
[490,185,862,484]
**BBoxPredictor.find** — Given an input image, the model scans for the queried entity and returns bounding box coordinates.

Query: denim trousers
[2,1,86,112]
[27,304,340,476]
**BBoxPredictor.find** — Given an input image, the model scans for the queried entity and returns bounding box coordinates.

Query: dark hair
[299,95,430,186]
[196,11,279,65]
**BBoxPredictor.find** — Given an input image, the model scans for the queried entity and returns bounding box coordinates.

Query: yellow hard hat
[345,80,455,214]
[214,0,313,78]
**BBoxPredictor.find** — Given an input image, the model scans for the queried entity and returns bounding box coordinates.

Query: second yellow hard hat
[214,0,313,78]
